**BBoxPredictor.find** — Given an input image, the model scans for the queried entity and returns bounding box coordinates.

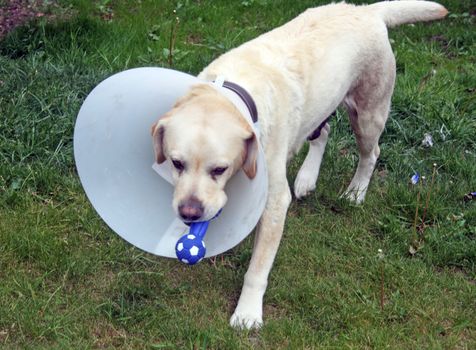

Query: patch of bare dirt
[0,0,42,38]
[0,0,70,39]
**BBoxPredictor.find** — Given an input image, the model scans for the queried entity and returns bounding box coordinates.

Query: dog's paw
[230,311,263,330]
[294,170,317,199]
[342,187,366,204]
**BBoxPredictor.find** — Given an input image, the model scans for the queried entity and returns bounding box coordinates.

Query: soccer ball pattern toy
[175,230,207,265]
[175,211,221,265]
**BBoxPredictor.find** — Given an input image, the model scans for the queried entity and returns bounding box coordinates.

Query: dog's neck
[204,73,274,149]
[210,77,264,142]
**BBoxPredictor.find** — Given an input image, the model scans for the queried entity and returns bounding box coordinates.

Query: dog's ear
[151,119,167,164]
[242,133,258,179]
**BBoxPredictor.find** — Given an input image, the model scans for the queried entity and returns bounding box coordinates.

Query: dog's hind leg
[342,41,396,204]
[343,91,392,204]
[294,122,330,198]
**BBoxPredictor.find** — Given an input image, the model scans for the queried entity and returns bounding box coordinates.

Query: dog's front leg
[230,174,291,329]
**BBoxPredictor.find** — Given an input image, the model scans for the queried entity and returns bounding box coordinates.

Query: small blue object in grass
[411,173,420,185]
[464,192,476,202]
[175,210,221,265]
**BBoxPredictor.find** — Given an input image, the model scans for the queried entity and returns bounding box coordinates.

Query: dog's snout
[178,197,204,222]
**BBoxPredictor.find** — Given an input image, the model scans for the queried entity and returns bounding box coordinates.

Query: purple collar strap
[221,80,258,124]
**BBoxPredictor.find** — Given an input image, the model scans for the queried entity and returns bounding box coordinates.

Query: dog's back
[201,1,447,149]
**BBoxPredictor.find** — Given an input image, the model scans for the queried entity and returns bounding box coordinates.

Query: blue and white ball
[175,234,206,265]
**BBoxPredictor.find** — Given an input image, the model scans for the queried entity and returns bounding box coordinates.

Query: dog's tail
[369,1,448,28]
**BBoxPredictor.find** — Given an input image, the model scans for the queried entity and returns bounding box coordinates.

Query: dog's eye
[172,159,185,172]
[210,166,228,177]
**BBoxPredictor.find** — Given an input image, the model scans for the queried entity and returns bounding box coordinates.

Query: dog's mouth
[180,208,223,225]
[176,192,226,223]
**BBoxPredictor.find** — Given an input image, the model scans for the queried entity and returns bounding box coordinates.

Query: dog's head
[151,84,258,223]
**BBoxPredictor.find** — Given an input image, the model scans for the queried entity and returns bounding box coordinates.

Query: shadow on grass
[0,16,105,59]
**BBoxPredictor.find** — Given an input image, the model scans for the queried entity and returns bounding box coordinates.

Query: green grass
[1,0,475,348]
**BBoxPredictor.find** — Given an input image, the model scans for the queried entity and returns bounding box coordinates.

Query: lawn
[0,0,475,348]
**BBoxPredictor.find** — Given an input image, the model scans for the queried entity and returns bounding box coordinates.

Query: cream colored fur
[152,1,447,329]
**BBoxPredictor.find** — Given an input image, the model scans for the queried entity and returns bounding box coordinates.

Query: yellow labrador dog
[152,1,447,329]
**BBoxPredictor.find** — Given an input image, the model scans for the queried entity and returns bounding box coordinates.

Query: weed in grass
[167,11,180,67]
[377,248,385,311]
[409,163,439,256]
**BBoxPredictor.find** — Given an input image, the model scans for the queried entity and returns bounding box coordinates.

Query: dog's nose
[178,197,204,222]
